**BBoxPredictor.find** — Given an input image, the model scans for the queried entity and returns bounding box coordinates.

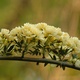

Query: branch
[0,56,80,70]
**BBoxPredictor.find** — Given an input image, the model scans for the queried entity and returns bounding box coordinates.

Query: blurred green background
[0,0,80,80]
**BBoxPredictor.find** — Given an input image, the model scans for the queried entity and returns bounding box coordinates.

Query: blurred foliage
[0,0,80,80]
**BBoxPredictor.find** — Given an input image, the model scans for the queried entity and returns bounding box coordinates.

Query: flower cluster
[0,23,80,67]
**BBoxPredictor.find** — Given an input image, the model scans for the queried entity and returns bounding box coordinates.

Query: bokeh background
[0,0,80,80]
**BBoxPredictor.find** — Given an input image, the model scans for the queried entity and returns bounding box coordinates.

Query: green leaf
[7,45,14,52]
[14,40,21,47]
[72,54,77,59]
[49,53,53,59]
[63,59,68,61]
[53,55,56,60]
[6,53,12,56]
[59,46,64,55]
[4,45,7,52]
[52,49,58,54]
[21,40,24,44]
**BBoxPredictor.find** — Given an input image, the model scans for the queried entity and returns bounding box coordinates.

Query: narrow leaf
[44,63,48,67]
[7,45,14,52]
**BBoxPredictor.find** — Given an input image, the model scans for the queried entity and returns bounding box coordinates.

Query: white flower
[45,25,56,34]
[75,60,80,67]
[36,23,47,31]
[60,32,70,43]
[1,29,9,34]
[22,28,32,37]
[10,27,21,36]
[67,37,80,54]
[54,28,62,38]
[29,26,41,36]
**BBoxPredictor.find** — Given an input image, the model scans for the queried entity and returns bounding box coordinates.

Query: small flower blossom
[10,27,21,36]
[1,29,9,35]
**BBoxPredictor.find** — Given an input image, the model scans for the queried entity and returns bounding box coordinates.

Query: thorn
[56,64,59,67]
[44,63,48,67]
[36,62,39,65]
[62,66,65,70]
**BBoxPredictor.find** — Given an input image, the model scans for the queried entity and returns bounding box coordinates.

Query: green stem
[0,56,80,70]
